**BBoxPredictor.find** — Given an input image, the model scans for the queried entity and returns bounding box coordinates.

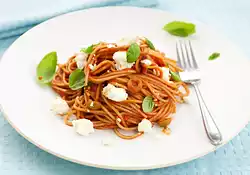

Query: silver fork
[176,40,222,146]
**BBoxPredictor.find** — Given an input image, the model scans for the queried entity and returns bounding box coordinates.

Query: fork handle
[192,84,222,146]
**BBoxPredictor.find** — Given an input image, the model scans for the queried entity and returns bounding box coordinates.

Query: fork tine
[188,40,199,69]
[179,40,188,69]
[176,40,183,69]
[176,40,187,69]
[184,40,192,69]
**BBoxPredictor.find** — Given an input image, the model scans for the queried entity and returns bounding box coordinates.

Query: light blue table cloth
[1,0,250,174]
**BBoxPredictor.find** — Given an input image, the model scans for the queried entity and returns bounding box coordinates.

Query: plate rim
[3,111,249,170]
[1,6,250,170]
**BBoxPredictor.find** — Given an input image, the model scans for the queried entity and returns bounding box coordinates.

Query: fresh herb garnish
[163,21,196,37]
[170,70,181,82]
[208,52,220,60]
[126,43,140,63]
[142,96,155,113]
[145,38,155,50]
[36,51,57,84]
[80,45,94,54]
[80,43,100,54]
[69,69,85,90]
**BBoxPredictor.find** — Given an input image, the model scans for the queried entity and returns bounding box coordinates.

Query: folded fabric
[0,0,158,39]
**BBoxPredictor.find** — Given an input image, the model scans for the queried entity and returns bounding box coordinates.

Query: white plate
[0,7,250,170]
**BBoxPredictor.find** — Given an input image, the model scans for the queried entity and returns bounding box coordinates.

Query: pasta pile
[51,37,189,139]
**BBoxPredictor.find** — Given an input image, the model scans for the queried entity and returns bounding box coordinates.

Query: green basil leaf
[80,45,94,54]
[142,96,155,113]
[80,43,100,54]
[69,69,85,90]
[208,52,220,60]
[170,70,181,82]
[36,51,57,84]
[145,38,155,50]
[163,21,196,37]
[126,43,140,63]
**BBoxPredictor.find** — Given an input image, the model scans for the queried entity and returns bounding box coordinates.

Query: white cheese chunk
[141,59,152,66]
[89,64,96,71]
[51,97,69,115]
[75,52,88,69]
[72,119,94,136]
[138,119,153,133]
[161,67,170,81]
[113,51,135,70]
[102,84,128,102]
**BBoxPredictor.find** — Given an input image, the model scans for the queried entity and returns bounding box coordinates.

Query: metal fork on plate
[176,40,222,146]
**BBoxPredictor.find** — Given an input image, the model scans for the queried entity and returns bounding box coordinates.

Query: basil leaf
[80,45,94,54]
[163,21,196,37]
[209,52,220,60]
[36,51,57,84]
[142,96,155,113]
[126,43,140,63]
[80,43,100,54]
[170,70,181,82]
[69,69,85,90]
[145,38,155,50]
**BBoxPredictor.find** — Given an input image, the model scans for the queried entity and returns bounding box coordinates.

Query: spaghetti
[51,37,189,139]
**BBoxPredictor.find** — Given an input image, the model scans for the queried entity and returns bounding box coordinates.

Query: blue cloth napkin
[0,0,158,40]
[1,0,250,175]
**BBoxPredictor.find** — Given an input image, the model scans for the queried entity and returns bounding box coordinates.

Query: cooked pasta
[50,37,189,139]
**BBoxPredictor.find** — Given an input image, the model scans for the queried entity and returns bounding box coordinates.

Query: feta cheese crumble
[102,84,128,102]
[72,119,94,136]
[113,51,135,70]
[75,52,88,69]
[138,119,152,133]
[161,67,170,81]
[141,59,152,66]
[51,97,69,115]
[89,64,96,71]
